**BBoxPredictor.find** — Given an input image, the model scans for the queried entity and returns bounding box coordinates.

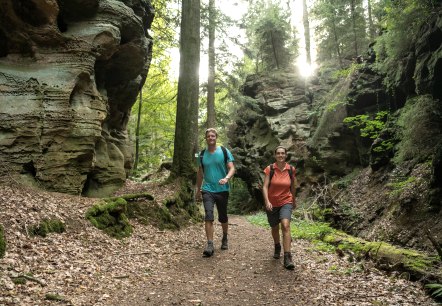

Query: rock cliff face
[0,0,154,196]
[230,12,442,250]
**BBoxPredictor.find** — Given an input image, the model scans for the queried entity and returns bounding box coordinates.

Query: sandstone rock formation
[0,0,154,196]
[230,12,442,250]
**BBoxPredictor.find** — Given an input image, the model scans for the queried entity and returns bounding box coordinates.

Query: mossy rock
[0,224,6,258]
[29,219,65,237]
[86,198,132,239]
[127,201,179,230]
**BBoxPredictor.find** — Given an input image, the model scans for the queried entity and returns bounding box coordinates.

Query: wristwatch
[225,176,230,180]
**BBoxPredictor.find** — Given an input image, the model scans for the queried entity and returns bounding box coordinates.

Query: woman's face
[274,148,287,162]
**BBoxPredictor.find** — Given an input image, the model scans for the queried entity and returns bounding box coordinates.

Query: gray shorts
[266,203,293,227]
[202,191,229,223]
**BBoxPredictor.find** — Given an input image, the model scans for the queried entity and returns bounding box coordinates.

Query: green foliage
[85,198,132,239]
[28,219,65,238]
[0,224,6,258]
[387,176,416,198]
[228,178,252,214]
[374,0,436,89]
[425,283,442,298]
[312,0,369,64]
[393,95,442,165]
[343,111,389,139]
[242,0,298,72]
[332,63,365,80]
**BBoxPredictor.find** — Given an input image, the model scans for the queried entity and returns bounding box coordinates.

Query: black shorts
[202,191,229,223]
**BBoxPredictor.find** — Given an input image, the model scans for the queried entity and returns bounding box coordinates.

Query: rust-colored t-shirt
[263,163,295,207]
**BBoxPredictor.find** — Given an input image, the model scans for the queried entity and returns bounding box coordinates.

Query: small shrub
[343,111,389,139]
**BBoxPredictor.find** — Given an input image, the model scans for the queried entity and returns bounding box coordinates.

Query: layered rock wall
[0,0,154,196]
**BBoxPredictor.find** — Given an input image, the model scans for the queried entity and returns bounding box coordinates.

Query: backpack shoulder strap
[269,164,274,187]
[220,146,228,165]
[200,149,206,172]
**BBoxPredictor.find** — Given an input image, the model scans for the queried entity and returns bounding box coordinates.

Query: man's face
[206,131,217,145]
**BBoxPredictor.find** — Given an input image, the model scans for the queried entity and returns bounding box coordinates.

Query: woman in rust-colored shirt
[262,146,296,270]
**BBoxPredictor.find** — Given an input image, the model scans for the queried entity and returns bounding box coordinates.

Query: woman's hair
[274,145,287,154]
[205,128,218,137]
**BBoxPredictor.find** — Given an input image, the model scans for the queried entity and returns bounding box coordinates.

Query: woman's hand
[265,201,273,211]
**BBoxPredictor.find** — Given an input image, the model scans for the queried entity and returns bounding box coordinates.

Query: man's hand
[219,177,229,185]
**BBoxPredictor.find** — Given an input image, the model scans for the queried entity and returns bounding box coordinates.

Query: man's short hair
[205,128,218,137]
[274,145,287,154]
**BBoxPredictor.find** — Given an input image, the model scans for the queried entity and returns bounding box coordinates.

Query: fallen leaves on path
[0,180,437,305]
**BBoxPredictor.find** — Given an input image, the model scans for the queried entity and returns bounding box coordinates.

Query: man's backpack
[269,164,295,188]
[200,146,228,173]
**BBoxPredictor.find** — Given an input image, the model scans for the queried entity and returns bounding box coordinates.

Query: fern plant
[343,111,389,139]
[425,283,442,298]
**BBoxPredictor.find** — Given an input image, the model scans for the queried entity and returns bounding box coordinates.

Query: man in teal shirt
[196,128,235,257]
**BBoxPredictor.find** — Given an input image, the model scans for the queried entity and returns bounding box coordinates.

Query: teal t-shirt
[199,146,234,193]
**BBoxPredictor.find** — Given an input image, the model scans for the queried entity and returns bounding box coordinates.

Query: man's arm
[196,167,203,200]
[219,162,235,185]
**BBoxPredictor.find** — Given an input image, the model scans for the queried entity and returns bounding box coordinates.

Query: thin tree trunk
[367,0,375,40]
[207,0,216,128]
[331,14,343,68]
[350,0,359,56]
[270,30,279,69]
[172,0,200,179]
[302,0,311,65]
[133,88,142,171]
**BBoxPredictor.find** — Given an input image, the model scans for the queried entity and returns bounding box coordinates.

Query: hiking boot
[203,241,214,257]
[273,243,281,259]
[284,252,294,270]
[221,235,228,250]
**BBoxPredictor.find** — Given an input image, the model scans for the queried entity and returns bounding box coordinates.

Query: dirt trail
[0,181,436,306]
[108,216,435,306]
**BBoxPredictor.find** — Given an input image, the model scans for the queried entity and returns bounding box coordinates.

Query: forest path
[108,215,434,306]
[0,181,436,306]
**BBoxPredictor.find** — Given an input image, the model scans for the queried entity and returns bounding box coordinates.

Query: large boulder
[0,0,154,196]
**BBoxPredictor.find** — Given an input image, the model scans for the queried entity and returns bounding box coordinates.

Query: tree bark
[133,88,142,172]
[367,0,376,40]
[207,0,216,128]
[172,0,200,179]
[302,0,311,65]
[350,0,359,56]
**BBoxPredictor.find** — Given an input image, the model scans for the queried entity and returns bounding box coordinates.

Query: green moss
[29,219,65,237]
[0,224,6,258]
[248,214,438,278]
[127,201,179,230]
[11,276,26,285]
[85,198,132,239]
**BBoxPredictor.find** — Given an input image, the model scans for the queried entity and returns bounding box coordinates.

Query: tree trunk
[367,0,376,40]
[331,14,343,68]
[133,88,142,172]
[302,0,311,65]
[270,30,280,69]
[350,0,359,56]
[172,0,200,180]
[207,0,216,128]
